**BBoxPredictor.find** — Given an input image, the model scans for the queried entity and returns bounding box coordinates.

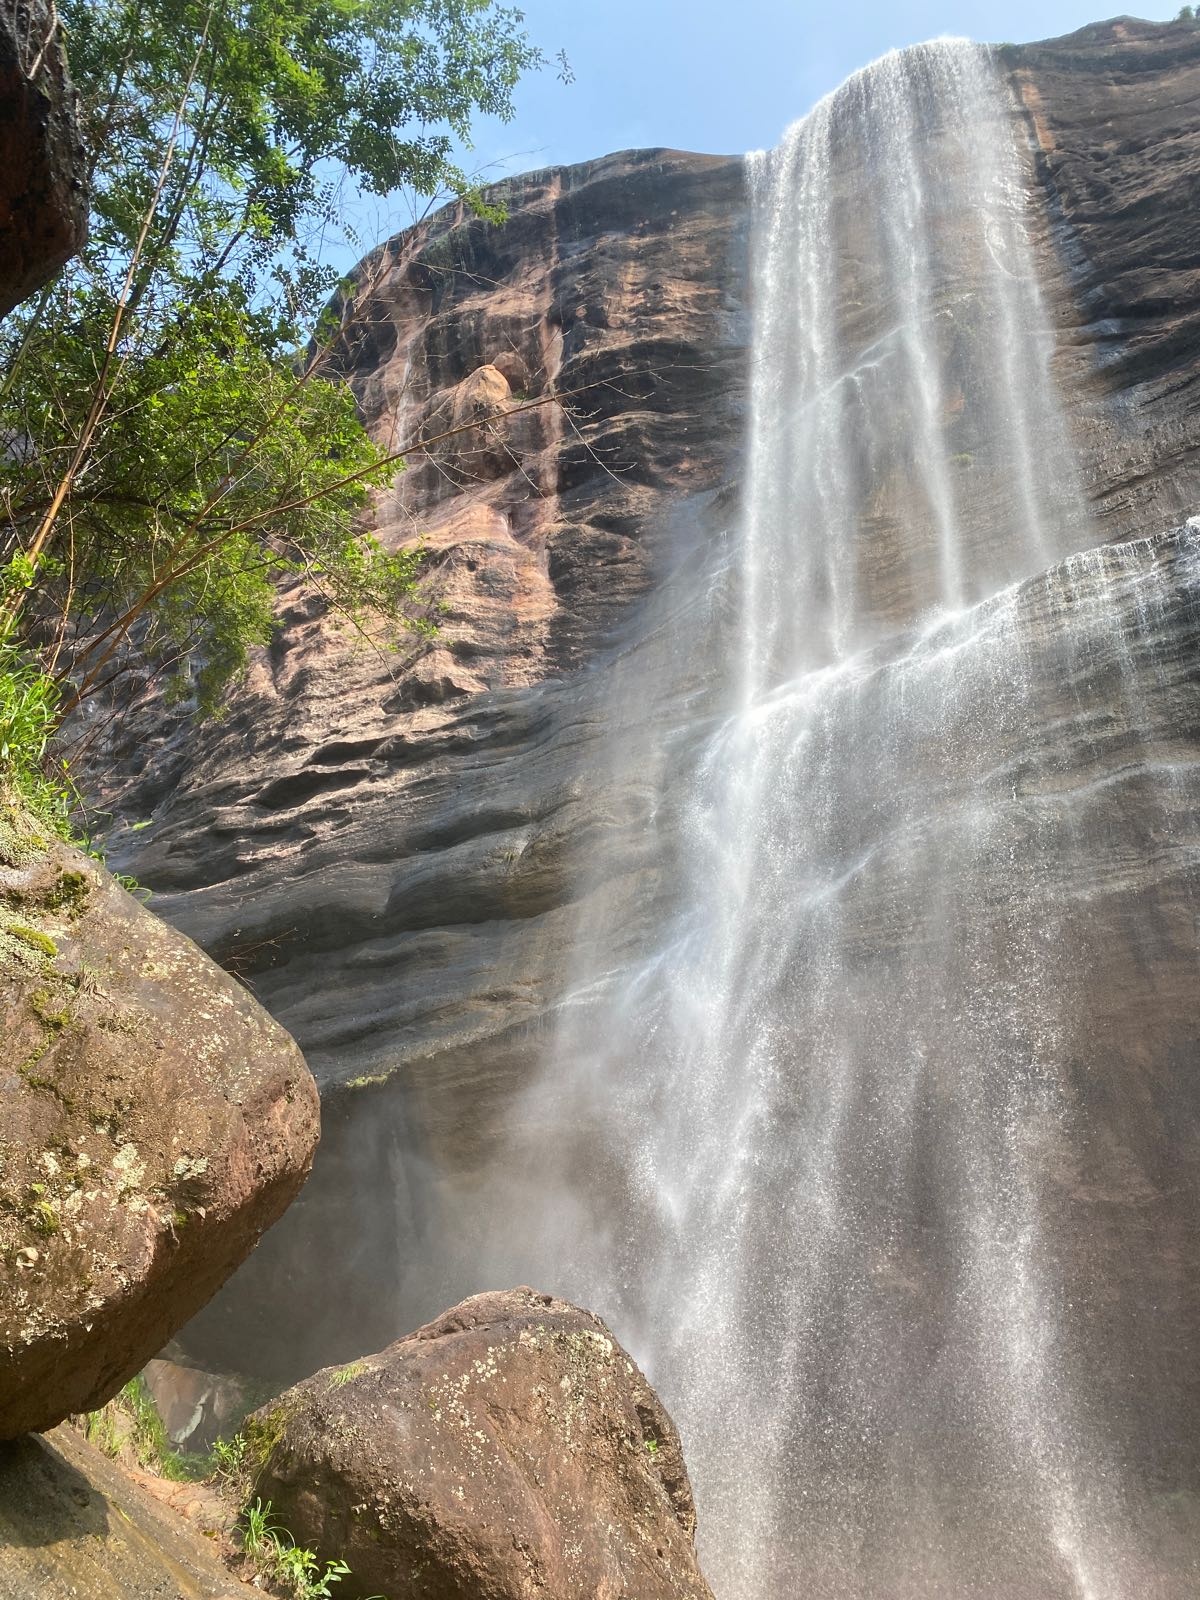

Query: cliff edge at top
[1009,14,1200,530]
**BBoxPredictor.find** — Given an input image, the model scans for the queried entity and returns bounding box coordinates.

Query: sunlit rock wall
[93,19,1200,1380]
[92,148,748,1373]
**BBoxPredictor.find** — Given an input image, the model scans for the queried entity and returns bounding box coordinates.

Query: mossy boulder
[248,1287,715,1600]
[0,808,319,1437]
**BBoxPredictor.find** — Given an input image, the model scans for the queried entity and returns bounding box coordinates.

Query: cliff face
[93,149,748,1372]
[1010,16,1200,531]
[94,19,1200,1379]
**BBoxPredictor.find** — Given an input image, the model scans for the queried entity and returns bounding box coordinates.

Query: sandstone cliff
[89,17,1200,1389]
[90,146,748,1375]
[1010,15,1200,529]
[0,16,723,1600]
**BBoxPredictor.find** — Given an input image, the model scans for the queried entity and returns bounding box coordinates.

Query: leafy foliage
[240,1496,372,1598]
[83,1375,212,1479]
[0,0,545,827]
[0,645,71,830]
[83,1386,376,1598]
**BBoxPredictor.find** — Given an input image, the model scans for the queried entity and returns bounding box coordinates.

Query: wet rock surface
[0,1423,253,1599]
[88,147,748,1374]
[0,0,87,318]
[1009,16,1200,531]
[0,808,319,1436]
[86,21,1200,1380]
[249,1287,715,1600]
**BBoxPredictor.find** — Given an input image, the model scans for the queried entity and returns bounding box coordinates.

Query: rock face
[0,0,87,318]
[249,1288,715,1600]
[89,18,1200,1391]
[90,148,748,1375]
[0,1423,254,1599]
[1010,16,1200,530]
[0,807,319,1437]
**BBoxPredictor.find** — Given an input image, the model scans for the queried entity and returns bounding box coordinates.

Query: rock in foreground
[0,0,87,319]
[0,809,319,1437]
[0,1424,253,1599]
[250,1287,716,1600]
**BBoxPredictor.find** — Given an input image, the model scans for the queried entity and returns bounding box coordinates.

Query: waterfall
[468,38,1200,1599]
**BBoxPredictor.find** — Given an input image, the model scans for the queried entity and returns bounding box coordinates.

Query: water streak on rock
[507,42,1200,1598]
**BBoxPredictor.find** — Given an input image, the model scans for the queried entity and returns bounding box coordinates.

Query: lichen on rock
[248,1286,716,1600]
[0,803,320,1438]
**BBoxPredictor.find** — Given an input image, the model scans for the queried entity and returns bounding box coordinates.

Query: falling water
[468,38,1200,1599]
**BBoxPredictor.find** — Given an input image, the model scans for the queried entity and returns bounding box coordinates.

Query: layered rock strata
[89,18,1200,1380]
[1010,15,1200,533]
[91,148,748,1374]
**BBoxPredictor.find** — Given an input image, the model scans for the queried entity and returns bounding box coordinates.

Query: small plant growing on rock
[274,1543,351,1598]
[210,1432,250,1490]
[238,1498,369,1599]
[328,1360,367,1389]
[6,922,58,958]
[240,1496,279,1563]
[80,1377,209,1481]
[26,1184,60,1235]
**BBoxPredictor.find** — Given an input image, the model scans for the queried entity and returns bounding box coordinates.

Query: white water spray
[467,39,1200,1599]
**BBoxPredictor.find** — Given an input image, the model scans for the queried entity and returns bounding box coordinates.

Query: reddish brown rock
[83,148,747,1377]
[0,805,319,1437]
[249,1288,715,1600]
[0,1423,256,1599]
[85,22,1200,1390]
[0,0,87,318]
[1006,16,1200,531]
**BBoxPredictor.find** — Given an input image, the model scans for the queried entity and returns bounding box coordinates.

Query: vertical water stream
[477,39,1200,1599]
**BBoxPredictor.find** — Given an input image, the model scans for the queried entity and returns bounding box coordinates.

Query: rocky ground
[0,1423,255,1600]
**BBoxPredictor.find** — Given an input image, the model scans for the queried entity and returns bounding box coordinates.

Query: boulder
[0,0,88,318]
[430,362,515,479]
[0,803,319,1436]
[248,1287,716,1600]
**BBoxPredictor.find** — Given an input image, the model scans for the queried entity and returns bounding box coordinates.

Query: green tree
[0,0,545,826]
